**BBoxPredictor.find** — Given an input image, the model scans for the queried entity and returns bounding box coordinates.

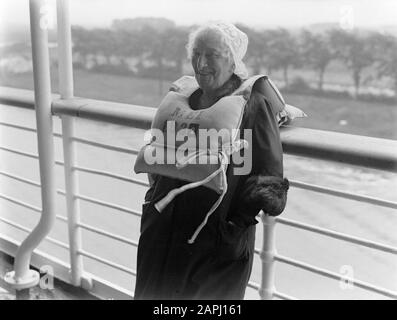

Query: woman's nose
[197,55,208,70]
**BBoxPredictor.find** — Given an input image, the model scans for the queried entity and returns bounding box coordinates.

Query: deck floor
[0,252,98,300]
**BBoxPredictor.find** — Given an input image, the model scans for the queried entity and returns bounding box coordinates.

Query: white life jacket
[134,74,278,243]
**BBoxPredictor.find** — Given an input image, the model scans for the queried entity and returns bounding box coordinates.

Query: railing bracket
[4,270,40,290]
[81,276,94,291]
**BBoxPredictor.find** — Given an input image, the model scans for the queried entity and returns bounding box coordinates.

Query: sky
[1,0,397,32]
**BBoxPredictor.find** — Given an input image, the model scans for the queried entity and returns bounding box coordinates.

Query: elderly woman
[134,22,288,300]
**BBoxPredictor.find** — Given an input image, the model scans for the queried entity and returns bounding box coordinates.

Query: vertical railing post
[56,0,84,287]
[61,116,85,286]
[57,0,73,99]
[4,0,57,294]
[259,213,276,300]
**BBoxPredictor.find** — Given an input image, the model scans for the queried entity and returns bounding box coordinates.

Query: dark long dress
[134,77,284,300]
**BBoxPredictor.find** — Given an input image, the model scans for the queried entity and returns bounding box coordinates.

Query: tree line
[71,18,397,99]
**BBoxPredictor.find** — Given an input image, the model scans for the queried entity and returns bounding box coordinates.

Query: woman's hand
[240,175,289,217]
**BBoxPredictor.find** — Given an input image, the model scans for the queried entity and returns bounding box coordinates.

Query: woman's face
[192,31,235,93]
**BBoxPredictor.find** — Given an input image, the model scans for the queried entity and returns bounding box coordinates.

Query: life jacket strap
[154,156,226,213]
[153,139,248,243]
[187,156,228,244]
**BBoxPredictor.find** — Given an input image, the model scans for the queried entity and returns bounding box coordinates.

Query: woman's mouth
[197,72,213,80]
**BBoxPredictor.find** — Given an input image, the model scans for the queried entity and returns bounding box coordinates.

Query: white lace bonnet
[186,21,249,79]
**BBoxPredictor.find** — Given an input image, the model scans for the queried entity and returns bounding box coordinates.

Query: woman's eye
[207,53,219,59]
[192,51,222,61]
[212,52,223,59]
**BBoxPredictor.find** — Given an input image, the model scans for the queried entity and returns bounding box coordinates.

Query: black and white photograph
[0,0,396,305]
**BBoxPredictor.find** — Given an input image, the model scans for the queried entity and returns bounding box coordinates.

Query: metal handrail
[0,120,140,155]
[0,144,145,189]
[77,222,139,247]
[275,230,394,297]
[247,281,259,290]
[273,291,298,300]
[71,137,140,155]
[0,216,69,250]
[0,165,136,224]
[74,166,149,187]
[0,191,68,224]
[0,145,39,159]
[0,189,137,250]
[0,193,42,213]
[2,189,140,247]
[75,194,142,217]
[290,180,397,210]
[0,171,41,187]
[276,217,397,255]
[247,282,298,300]
[0,145,63,167]
[275,254,397,299]
[0,121,37,133]
[77,249,136,276]
[0,121,81,143]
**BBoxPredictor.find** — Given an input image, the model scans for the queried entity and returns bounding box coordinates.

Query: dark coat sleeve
[144,173,157,202]
[229,91,286,227]
[250,92,284,178]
